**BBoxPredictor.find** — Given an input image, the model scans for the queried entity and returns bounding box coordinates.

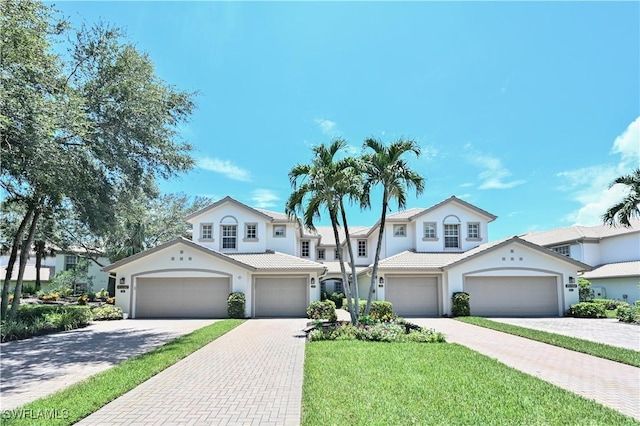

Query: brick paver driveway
[77,319,308,426]
[0,319,217,410]
[413,318,640,421]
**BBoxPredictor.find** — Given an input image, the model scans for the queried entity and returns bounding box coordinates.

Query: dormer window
[200,223,213,241]
[467,223,480,240]
[273,225,286,237]
[393,225,406,237]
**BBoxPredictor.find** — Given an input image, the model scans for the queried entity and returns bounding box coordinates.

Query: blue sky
[53,1,639,241]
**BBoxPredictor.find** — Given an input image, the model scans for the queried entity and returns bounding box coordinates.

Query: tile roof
[582,261,640,279]
[386,208,426,221]
[377,251,463,269]
[226,251,326,272]
[521,219,640,246]
[256,209,291,222]
[314,226,370,246]
[319,261,369,275]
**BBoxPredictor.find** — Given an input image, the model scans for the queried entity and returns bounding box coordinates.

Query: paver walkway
[77,318,308,426]
[0,319,216,411]
[488,317,640,350]
[413,318,640,421]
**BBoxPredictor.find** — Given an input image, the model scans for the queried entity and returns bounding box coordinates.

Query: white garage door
[135,277,230,318]
[464,276,559,317]
[254,277,307,317]
[386,276,439,317]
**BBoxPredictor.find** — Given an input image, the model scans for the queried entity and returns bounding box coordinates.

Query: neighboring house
[0,249,111,294]
[521,219,640,304]
[105,195,589,319]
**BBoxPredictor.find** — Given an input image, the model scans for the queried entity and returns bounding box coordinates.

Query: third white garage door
[254,277,307,317]
[385,276,439,317]
[464,276,559,316]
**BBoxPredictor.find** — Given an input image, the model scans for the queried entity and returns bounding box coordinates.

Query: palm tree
[603,168,640,228]
[361,138,425,315]
[286,139,362,323]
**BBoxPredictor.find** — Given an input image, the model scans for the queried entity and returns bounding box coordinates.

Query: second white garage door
[254,277,307,317]
[385,276,439,317]
[464,276,559,317]
[135,277,230,318]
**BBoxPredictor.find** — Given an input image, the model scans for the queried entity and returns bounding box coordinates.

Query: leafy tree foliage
[1,1,196,319]
[602,168,640,228]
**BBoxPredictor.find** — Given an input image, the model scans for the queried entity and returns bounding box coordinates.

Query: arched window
[220,216,238,250]
[443,215,461,249]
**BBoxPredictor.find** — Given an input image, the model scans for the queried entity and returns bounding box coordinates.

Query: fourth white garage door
[135,277,230,318]
[254,277,307,317]
[385,276,439,317]
[464,276,559,317]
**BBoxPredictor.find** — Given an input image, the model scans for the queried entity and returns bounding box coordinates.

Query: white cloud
[465,144,526,190]
[459,182,474,188]
[421,145,439,160]
[198,157,252,182]
[251,189,280,209]
[314,118,339,137]
[559,116,640,226]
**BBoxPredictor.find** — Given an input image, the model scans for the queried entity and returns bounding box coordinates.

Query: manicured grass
[303,341,638,425]
[2,319,243,426]
[456,317,640,368]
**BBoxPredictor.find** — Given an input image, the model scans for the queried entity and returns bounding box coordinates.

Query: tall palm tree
[603,168,640,228]
[286,139,362,323]
[361,138,425,315]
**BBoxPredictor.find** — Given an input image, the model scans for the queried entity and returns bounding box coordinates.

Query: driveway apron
[77,318,308,426]
[413,319,640,421]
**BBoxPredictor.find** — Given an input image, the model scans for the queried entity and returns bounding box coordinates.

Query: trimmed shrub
[354,322,404,342]
[342,300,394,318]
[451,292,470,317]
[567,302,606,318]
[329,292,344,309]
[578,278,593,302]
[617,304,640,324]
[227,292,246,319]
[307,300,337,322]
[593,299,629,311]
[92,305,124,321]
[405,328,446,343]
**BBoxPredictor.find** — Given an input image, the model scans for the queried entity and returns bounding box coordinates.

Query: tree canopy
[602,168,640,228]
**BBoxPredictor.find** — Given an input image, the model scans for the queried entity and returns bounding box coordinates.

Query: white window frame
[221,225,237,250]
[423,222,437,240]
[244,223,258,241]
[200,223,213,241]
[444,224,460,249]
[393,224,406,237]
[64,255,78,271]
[357,240,367,257]
[273,225,286,238]
[301,240,310,258]
[552,245,571,257]
[467,222,480,240]
[317,248,325,260]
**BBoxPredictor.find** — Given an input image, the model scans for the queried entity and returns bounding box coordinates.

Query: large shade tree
[1,1,196,319]
[602,168,640,228]
[286,139,363,324]
[361,138,425,315]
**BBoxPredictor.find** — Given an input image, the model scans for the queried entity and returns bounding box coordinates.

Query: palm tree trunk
[330,210,356,324]
[1,208,33,319]
[366,190,388,315]
[9,208,41,320]
[340,199,359,322]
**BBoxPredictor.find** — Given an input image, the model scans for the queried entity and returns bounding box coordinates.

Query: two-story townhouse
[521,219,640,304]
[105,195,590,319]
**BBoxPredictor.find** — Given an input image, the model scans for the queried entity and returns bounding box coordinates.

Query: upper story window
[467,223,480,240]
[552,245,570,257]
[301,240,310,257]
[444,224,460,249]
[245,223,257,240]
[65,255,78,271]
[221,225,237,249]
[423,222,437,239]
[334,249,340,260]
[393,224,406,237]
[273,225,286,238]
[201,223,213,240]
[317,248,325,260]
[357,240,367,257]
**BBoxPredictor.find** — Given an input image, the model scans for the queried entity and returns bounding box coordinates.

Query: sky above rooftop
[52,1,639,241]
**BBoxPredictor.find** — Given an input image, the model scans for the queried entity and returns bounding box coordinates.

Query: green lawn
[456,317,640,367]
[303,341,638,425]
[3,319,243,426]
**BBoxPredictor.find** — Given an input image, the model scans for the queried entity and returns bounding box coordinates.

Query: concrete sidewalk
[0,319,217,411]
[413,318,640,421]
[77,319,308,426]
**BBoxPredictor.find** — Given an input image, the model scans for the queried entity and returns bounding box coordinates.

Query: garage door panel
[136,277,229,318]
[254,277,307,317]
[464,276,558,317]
[386,276,439,317]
